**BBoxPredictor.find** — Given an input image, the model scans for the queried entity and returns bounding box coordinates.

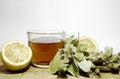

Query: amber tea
[28,37,64,67]
[27,29,65,68]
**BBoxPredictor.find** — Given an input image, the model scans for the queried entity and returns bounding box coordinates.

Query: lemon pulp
[1,41,32,71]
[79,36,98,52]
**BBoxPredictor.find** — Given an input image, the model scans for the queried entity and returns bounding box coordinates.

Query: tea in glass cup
[27,29,66,68]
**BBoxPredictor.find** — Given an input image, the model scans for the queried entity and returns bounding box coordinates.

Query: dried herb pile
[49,35,120,77]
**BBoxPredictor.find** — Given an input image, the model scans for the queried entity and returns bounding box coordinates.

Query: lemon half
[1,41,32,71]
[79,36,98,52]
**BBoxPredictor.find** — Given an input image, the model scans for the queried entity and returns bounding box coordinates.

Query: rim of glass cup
[27,29,66,34]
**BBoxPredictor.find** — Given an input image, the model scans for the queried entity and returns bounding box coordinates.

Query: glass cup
[27,29,66,68]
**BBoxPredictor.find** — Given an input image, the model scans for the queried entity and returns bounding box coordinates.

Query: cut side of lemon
[1,41,32,71]
[79,36,98,52]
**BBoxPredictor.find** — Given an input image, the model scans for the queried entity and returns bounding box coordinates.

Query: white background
[0,0,120,53]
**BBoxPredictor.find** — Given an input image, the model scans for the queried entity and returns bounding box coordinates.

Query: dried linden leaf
[68,61,79,77]
[77,59,95,72]
[49,50,62,74]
